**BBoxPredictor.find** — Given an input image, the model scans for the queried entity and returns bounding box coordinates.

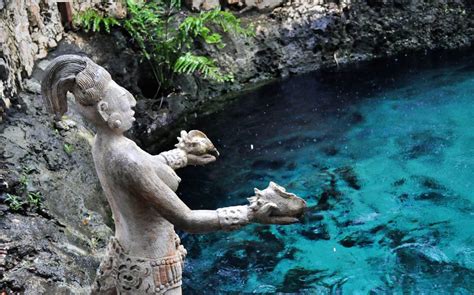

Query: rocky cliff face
[0,83,113,294]
[0,81,115,294]
[0,0,63,122]
[0,1,126,123]
[248,0,473,77]
[135,0,474,152]
[0,2,114,294]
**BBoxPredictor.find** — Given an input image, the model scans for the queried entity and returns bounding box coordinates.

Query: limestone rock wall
[0,1,126,123]
[0,2,116,294]
[0,0,63,122]
[222,0,474,83]
[0,89,113,294]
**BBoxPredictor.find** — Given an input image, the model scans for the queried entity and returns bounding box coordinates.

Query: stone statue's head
[41,54,136,133]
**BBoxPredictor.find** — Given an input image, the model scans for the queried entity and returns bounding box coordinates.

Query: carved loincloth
[93,236,187,294]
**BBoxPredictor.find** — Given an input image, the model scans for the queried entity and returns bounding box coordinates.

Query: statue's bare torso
[93,134,180,259]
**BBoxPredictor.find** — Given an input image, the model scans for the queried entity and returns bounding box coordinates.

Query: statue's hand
[175,130,219,165]
[249,202,300,225]
[186,153,217,166]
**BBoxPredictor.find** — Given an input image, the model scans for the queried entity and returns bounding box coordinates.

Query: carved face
[175,130,219,156]
[100,81,137,132]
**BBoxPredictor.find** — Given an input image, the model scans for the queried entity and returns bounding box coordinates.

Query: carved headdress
[41,54,112,119]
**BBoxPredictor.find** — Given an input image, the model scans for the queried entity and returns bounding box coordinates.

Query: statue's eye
[192,142,199,147]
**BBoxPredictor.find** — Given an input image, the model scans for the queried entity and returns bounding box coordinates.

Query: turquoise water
[175,50,474,293]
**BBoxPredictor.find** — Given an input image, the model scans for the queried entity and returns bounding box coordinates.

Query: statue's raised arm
[41,55,307,295]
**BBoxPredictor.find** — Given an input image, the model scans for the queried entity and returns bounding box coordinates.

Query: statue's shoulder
[108,149,155,180]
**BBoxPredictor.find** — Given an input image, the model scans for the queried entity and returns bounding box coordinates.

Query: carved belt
[93,236,187,294]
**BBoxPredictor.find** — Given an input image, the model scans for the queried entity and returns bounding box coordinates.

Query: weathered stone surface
[0,1,114,120]
[0,58,9,81]
[233,0,285,12]
[185,0,221,11]
[74,1,127,19]
[187,0,285,11]
[0,91,112,294]
[23,78,41,94]
[0,0,63,118]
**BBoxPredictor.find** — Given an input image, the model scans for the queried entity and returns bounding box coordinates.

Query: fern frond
[74,0,245,96]
[174,53,233,82]
[73,8,121,33]
[179,8,254,49]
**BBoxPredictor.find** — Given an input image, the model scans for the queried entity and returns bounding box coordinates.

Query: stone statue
[41,55,307,294]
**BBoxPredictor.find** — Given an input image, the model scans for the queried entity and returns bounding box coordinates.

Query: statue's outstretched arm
[121,160,305,233]
[156,130,220,170]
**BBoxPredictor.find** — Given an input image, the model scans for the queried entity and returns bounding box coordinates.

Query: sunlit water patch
[174,49,474,293]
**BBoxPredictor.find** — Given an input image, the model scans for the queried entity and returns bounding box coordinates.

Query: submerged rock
[301,223,330,241]
[416,192,446,201]
[399,132,451,159]
[388,243,474,292]
[393,178,406,187]
[339,232,374,248]
[279,267,331,293]
[415,175,447,191]
[335,166,362,190]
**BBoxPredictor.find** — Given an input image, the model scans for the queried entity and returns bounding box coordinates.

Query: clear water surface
[173,49,474,293]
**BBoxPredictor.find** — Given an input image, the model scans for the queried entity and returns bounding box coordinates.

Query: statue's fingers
[269,216,299,225]
[202,155,216,163]
[188,154,216,165]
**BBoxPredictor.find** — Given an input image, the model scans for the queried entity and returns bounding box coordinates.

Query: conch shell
[248,182,306,218]
[176,130,219,156]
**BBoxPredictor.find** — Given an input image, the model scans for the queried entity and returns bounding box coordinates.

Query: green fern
[174,53,233,82]
[180,8,254,47]
[74,1,252,97]
[73,8,120,33]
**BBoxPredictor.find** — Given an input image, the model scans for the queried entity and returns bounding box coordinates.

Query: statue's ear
[97,101,109,122]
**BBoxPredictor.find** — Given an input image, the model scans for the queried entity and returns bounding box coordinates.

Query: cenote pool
[174,49,474,293]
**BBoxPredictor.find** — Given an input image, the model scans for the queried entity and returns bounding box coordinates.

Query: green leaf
[93,16,101,32]
[174,53,233,83]
[74,0,250,97]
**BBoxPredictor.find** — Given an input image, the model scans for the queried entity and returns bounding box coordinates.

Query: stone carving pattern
[94,236,187,294]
